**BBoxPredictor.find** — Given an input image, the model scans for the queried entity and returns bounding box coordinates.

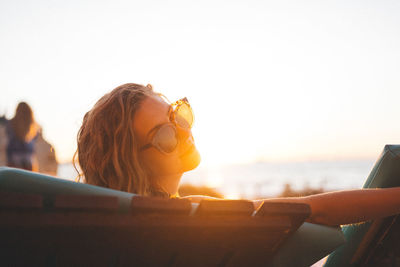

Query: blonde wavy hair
[73,83,162,196]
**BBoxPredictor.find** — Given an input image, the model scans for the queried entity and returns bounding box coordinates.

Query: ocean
[57,159,376,199]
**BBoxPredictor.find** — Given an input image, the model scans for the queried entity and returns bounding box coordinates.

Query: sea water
[57,159,376,199]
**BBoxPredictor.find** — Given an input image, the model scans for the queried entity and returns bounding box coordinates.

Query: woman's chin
[181,147,201,172]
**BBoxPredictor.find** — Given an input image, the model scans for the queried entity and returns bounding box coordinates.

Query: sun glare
[224,191,241,200]
[204,169,223,188]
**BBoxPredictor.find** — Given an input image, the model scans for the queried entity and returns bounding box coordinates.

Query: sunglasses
[140,97,194,154]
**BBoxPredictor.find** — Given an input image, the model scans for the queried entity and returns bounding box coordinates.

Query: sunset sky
[1,0,400,165]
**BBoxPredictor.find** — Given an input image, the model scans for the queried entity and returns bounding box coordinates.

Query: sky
[1,0,400,165]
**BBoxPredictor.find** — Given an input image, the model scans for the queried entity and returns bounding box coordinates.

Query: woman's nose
[177,125,193,144]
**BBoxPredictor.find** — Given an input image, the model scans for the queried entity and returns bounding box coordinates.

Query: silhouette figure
[0,102,58,175]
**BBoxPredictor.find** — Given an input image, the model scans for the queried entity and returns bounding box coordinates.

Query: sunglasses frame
[140,97,193,154]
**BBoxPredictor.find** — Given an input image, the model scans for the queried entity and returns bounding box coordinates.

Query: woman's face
[133,95,201,177]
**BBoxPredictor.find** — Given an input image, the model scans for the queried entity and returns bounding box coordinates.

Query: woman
[74,83,400,226]
[6,102,40,171]
[74,83,200,197]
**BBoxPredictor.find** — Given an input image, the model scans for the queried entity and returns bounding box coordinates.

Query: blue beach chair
[325,144,400,266]
[0,166,345,266]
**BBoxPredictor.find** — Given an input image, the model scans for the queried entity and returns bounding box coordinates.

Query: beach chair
[325,144,400,266]
[0,167,344,266]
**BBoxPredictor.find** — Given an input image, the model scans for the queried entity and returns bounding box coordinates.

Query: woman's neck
[153,173,182,196]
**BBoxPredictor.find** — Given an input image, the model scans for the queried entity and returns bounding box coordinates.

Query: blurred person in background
[5,102,39,171]
[0,102,58,175]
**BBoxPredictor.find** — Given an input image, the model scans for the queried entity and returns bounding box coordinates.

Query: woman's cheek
[145,153,182,175]
[161,156,184,174]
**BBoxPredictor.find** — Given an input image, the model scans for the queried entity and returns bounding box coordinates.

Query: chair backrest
[0,166,316,266]
[325,144,400,267]
[0,167,135,211]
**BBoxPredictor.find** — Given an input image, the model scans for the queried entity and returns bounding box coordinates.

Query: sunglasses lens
[153,124,178,153]
[175,103,193,129]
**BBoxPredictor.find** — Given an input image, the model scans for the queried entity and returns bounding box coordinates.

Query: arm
[256,187,400,226]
